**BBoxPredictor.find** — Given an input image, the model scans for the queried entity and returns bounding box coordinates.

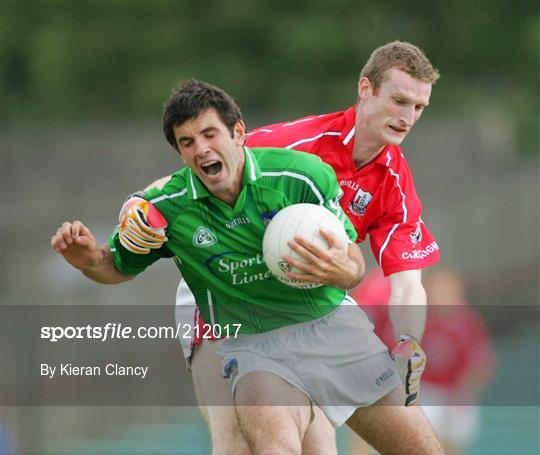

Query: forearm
[388,270,427,342]
[81,245,134,284]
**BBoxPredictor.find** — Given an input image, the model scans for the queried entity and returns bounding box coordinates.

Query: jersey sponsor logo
[401,241,439,260]
[193,226,218,247]
[206,251,272,285]
[348,188,373,217]
[225,216,251,229]
[340,179,361,192]
[260,210,278,226]
[410,222,423,245]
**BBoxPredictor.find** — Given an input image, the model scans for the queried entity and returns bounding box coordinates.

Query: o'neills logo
[401,241,439,260]
[375,368,394,385]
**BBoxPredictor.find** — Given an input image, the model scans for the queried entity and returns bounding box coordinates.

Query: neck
[353,105,386,168]
[216,186,241,207]
[215,152,245,207]
[352,138,385,169]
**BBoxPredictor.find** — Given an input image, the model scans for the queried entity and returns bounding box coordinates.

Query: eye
[179,139,193,148]
[415,105,425,112]
[394,98,405,105]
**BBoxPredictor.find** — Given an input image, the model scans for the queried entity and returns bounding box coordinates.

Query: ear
[357,77,373,101]
[234,120,246,146]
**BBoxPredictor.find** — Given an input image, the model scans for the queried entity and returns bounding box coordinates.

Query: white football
[262,203,350,288]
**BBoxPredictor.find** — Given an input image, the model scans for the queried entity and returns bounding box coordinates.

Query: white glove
[391,334,427,406]
[118,194,168,254]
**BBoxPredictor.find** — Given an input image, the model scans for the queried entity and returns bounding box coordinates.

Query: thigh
[302,406,337,455]
[191,339,250,455]
[235,371,313,454]
[346,386,443,455]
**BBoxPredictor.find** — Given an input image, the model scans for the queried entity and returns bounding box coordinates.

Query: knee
[211,432,251,455]
[254,439,302,455]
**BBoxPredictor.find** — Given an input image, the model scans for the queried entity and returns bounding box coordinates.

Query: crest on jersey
[260,210,278,226]
[410,222,423,245]
[193,226,218,247]
[348,188,373,217]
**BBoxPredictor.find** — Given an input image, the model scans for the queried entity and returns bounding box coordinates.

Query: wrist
[80,247,109,273]
[339,260,363,290]
[398,334,420,343]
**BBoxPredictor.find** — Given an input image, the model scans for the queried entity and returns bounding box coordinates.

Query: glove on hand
[118,194,168,254]
[391,334,427,407]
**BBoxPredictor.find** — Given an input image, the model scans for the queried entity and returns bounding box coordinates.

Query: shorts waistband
[234,295,356,342]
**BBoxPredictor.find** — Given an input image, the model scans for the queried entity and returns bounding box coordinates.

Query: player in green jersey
[51,80,442,454]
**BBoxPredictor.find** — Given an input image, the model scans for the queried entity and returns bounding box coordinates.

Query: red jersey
[247,107,440,275]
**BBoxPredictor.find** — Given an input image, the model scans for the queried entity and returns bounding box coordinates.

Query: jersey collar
[186,146,262,200]
[340,106,356,153]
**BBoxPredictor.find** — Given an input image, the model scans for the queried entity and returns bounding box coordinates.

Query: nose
[194,138,211,157]
[400,105,416,127]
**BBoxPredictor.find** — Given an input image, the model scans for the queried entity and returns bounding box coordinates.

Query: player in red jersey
[142,41,442,454]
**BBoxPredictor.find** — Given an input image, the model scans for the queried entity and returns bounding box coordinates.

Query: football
[262,203,350,288]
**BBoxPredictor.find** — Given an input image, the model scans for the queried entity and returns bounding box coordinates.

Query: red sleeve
[369,155,440,276]
[245,115,331,151]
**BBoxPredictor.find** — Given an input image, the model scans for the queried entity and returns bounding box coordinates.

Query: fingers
[287,236,332,263]
[51,221,87,253]
[318,228,346,249]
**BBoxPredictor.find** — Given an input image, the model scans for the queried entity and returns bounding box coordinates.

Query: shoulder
[144,168,189,203]
[144,175,173,192]
[251,147,338,200]
[252,147,327,172]
[246,110,344,148]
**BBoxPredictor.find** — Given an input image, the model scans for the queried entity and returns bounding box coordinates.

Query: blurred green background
[2,1,539,454]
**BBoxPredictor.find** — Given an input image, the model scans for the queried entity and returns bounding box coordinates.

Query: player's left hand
[283,228,363,289]
[391,335,427,406]
[118,194,168,254]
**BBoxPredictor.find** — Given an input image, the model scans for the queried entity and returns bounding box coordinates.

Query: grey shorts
[217,299,401,427]
[175,279,198,368]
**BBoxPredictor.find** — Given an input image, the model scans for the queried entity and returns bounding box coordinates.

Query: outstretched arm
[51,221,134,284]
[388,269,427,406]
[388,269,426,341]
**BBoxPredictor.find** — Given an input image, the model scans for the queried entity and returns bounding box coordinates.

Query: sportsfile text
[41,322,242,342]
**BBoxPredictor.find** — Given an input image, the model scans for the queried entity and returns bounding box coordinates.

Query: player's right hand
[118,194,168,254]
[51,221,100,270]
[391,335,427,407]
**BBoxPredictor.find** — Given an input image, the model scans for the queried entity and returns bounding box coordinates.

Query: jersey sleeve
[246,115,326,152]
[368,168,439,276]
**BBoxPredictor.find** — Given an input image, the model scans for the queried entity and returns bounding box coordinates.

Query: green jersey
[109,147,357,333]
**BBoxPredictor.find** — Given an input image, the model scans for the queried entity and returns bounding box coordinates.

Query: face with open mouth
[357,67,432,149]
[174,108,246,205]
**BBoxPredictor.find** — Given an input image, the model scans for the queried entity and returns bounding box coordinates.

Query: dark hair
[163,79,243,150]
